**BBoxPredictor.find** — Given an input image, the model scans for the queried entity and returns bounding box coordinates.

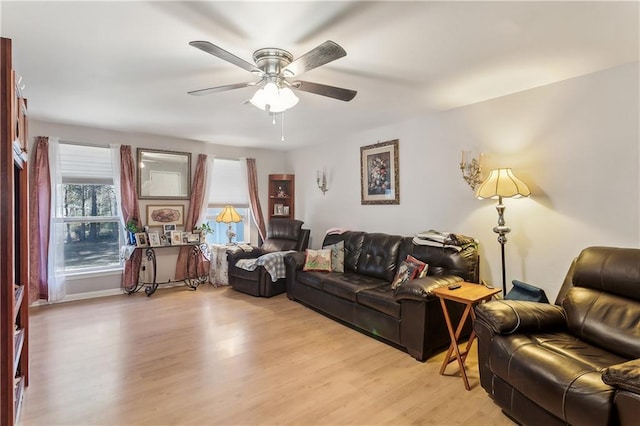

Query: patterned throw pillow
[302,249,332,272]
[390,260,419,290]
[322,240,345,273]
[406,255,429,278]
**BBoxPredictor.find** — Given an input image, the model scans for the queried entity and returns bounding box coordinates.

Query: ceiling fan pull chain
[281,111,285,142]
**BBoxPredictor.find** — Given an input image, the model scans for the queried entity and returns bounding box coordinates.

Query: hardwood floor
[19,285,514,425]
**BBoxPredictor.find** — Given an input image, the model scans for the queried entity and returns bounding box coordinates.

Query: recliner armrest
[474,300,566,335]
[394,275,463,302]
[603,359,640,394]
[227,248,263,263]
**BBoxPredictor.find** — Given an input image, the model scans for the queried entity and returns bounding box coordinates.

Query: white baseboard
[31,283,191,306]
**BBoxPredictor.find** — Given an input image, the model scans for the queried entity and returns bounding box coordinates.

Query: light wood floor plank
[19,285,514,425]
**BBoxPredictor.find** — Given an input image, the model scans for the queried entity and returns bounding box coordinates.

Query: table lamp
[216,205,242,244]
[475,168,531,294]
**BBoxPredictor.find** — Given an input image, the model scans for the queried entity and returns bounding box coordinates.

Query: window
[58,143,122,272]
[204,158,250,245]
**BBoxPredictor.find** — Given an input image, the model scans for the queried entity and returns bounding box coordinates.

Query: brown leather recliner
[227,219,310,297]
[474,246,640,426]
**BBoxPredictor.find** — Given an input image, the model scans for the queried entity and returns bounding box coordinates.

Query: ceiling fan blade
[292,80,357,102]
[189,41,262,75]
[283,40,346,77]
[188,82,257,96]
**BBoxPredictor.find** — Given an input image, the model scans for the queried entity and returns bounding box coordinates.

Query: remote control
[448,283,462,290]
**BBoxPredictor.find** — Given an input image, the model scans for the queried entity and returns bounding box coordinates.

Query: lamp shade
[215,205,242,224]
[475,168,531,200]
[249,82,298,113]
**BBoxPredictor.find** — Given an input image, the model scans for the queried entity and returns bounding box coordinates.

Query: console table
[124,243,211,296]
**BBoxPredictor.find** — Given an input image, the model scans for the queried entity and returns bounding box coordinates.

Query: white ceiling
[1,1,638,150]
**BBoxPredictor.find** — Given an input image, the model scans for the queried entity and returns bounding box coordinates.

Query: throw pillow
[303,249,332,272]
[322,240,345,273]
[406,255,429,278]
[390,260,419,290]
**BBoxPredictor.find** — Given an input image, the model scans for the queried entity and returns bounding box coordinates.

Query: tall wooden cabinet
[1,37,30,426]
[268,174,295,222]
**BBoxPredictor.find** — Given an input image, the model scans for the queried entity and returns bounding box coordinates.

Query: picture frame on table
[283,205,290,215]
[187,233,200,243]
[274,204,284,215]
[147,204,185,226]
[170,230,183,246]
[148,232,161,247]
[135,232,148,247]
[360,139,400,205]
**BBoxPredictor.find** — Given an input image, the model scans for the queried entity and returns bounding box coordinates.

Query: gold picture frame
[146,204,184,226]
[360,139,400,205]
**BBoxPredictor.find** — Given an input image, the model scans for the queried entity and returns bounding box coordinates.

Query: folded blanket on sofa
[413,230,477,251]
[235,250,294,282]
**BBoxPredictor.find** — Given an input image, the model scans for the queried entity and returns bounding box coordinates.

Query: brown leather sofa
[285,231,479,361]
[474,246,640,426]
[227,219,310,297]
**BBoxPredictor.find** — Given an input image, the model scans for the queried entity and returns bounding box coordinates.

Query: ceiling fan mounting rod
[252,48,293,77]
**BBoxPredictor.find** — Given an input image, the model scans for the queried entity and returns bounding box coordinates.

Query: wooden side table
[432,282,501,390]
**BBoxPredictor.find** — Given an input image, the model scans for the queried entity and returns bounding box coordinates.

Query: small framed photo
[170,231,183,246]
[148,232,161,247]
[283,205,290,215]
[187,233,200,243]
[274,204,284,215]
[163,223,177,234]
[135,232,148,247]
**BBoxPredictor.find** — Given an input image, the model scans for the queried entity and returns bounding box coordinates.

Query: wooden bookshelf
[268,174,295,222]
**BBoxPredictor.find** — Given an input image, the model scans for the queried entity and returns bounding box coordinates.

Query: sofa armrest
[474,300,566,335]
[394,275,463,302]
[284,251,306,271]
[603,359,640,394]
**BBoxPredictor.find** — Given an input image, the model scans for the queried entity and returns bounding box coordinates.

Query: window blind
[209,158,249,205]
[59,143,113,184]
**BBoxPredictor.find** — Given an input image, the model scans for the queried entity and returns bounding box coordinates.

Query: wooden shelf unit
[268,174,295,222]
[1,37,30,426]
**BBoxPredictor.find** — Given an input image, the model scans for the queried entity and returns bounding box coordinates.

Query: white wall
[286,62,640,301]
[29,120,287,296]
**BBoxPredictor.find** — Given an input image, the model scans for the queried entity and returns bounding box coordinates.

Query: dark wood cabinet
[1,37,29,426]
[268,174,295,222]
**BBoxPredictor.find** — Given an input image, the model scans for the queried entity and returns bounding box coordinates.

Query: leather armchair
[227,219,310,297]
[474,246,640,426]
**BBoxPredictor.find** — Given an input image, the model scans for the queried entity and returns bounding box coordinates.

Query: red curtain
[119,145,142,289]
[175,154,209,279]
[246,158,266,242]
[28,137,51,302]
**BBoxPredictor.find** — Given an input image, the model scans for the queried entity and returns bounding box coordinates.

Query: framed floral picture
[146,204,184,226]
[360,139,399,204]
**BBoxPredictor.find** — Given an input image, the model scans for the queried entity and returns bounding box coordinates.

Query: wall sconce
[317,169,328,195]
[460,151,483,191]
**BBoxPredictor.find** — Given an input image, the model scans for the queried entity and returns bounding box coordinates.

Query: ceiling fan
[188,40,357,113]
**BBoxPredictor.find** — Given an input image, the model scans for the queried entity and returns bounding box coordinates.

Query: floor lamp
[475,168,531,295]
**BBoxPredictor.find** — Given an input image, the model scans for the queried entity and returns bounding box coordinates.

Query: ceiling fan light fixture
[249,82,299,113]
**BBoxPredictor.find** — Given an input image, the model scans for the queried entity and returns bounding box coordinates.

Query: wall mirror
[137,148,191,199]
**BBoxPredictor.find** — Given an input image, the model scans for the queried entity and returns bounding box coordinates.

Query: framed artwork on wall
[360,139,400,205]
[147,204,184,226]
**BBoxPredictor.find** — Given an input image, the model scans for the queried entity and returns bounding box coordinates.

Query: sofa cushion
[322,273,387,302]
[573,246,640,302]
[356,233,403,282]
[357,285,401,318]
[302,249,332,272]
[323,231,366,273]
[563,287,640,359]
[323,240,345,273]
[296,270,326,290]
[489,331,623,425]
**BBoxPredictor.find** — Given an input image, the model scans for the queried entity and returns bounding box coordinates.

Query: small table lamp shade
[216,205,242,224]
[216,205,242,244]
[475,168,530,200]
